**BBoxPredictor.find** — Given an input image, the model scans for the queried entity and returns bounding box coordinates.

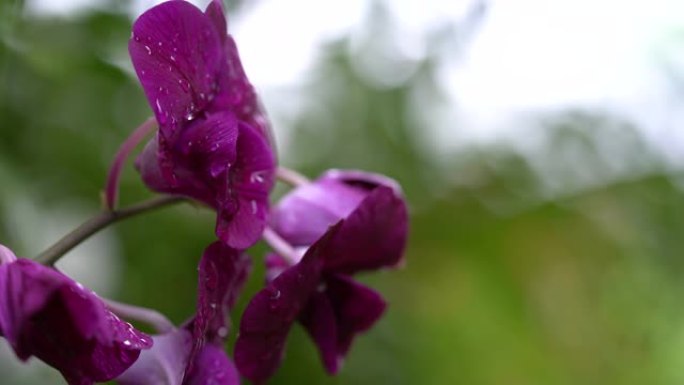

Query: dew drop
[158,41,162,47]
[217,327,228,338]
[270,290,281,300]
[250,171,265,183]
[170,55,176,62]
[144,45,152,55]
[123,340,131,346]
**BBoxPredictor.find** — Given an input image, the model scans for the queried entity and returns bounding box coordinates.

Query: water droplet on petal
[123,340,131,346]
[144,45,152,55]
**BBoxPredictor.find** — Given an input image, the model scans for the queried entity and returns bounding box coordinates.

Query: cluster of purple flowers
[0,1,408,384]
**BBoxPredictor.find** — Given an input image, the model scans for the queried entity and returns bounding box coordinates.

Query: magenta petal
[176,112,239,183]
[216,123,275,249]
[205,0,227,44]
[323,186,409,274]
[194,242,251,348]
[0,259,151,385]
[234,224,340,383]
[129,1,222,138]
[270,179,366,246]
[185,344,240,385]
[325,275,386,358]
[117,329,192,385]
[298,292,339,374]
[321,169,403,194]
[136,113,240,207]
[0,244,17,265]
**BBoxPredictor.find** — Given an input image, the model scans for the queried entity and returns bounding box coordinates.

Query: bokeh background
[2,0,684,384]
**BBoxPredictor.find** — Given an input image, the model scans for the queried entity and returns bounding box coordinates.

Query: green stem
[35,195,184,266]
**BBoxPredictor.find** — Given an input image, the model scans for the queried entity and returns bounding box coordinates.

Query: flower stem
[104,298,175,334]
[262,227,300,265]
[275,166,310,187]
[105,117,157,210]
[35,195,184,266]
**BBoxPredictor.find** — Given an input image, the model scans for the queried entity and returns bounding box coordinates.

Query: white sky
[26,0,684,160]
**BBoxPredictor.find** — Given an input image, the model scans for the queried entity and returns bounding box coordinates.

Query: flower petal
[0,259,151,385]
[324,275,386,358]
[117,328,192,385]
[136,112,240,207]
[204,0,227,45]
[234,224,340,383]
[129,0,222,139]
[321,169,403,194]
[194,242,251,348]
[270,179,365,246]
[298,291,338,374]
[323,185,408,274]
[185,344,240,385]
[216,123,275,249]
[0,244,17,265]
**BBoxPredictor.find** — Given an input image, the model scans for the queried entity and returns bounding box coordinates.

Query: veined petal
[129,0,222,139]
[234,224,340,383]
[194,242,251,349]
[216,123,275,249]
[185,344,240,385]
[323,186,408,274]
[176,112,239,182]
[0,259,151,385]
[204,0,227,45]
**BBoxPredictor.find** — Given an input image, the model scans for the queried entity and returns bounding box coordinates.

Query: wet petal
[194,242,251,348]
[129,1,222,139]
[324,186,408,274]
[217,123,275,249]
[0,259,151,385]
[117,328,192,385]
[185,344,240,385]
[176,112,239,183]
[234,224,340,383]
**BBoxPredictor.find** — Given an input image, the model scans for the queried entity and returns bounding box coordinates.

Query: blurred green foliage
[1,2,684,385]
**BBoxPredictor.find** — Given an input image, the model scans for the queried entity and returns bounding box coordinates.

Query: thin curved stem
[262,227,300,265]
[104,298,175,334]
[275,166,310,187]
[105,117,157,210]
[35,195,184,266]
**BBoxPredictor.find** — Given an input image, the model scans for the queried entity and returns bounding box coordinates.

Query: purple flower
[117,241,249,385]
[129,0,275,249]
[234,170,408,382]
[0,248,152,385]
[117,328,240,385]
